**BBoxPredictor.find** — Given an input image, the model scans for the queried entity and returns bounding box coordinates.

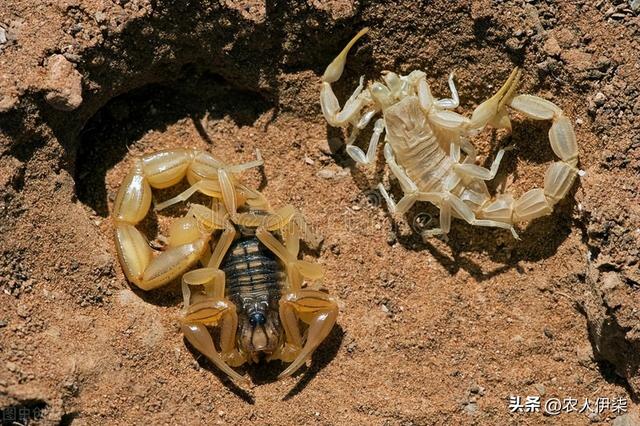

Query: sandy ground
[1,0,639,425]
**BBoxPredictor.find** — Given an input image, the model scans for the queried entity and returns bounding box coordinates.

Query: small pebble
[544,37,562,57]
[543,327,554,339]
[316,168,348,180]
[593,92,606,107]
[45,54,83,111]
[0,27,6,44]
[69,23,83,35]
[386,232,397,246]
[16,304,29,318]
[505,37,523,53]
[63,53,82,63]
[588,412,601,423]
[95,11,107,23]
[0,320,7,328]
[534,383,546,396]
[0,95,17,112]
[463,401,478,416]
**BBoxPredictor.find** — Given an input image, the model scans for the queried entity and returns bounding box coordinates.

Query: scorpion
[112,148,338,382]
[321,29,581,239]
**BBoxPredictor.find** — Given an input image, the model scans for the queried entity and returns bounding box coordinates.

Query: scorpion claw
[181,322,248,384]
[181,295,249,384]
[277,290,339,380]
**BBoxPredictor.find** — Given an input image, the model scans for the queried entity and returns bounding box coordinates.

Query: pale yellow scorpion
[321,29,581,238]
[112,149,337,382]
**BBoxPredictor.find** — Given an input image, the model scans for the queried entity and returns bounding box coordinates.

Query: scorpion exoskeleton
[112,148,338,382]
[321,28,581,239]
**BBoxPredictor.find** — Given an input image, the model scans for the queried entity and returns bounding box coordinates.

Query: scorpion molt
[321,28,581,239]
[112,148,338,382]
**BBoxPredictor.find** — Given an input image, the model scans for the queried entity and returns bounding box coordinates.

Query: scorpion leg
[206,218,236,269]
[236,184,271,213]
[444,194,520,239]
[417,76,472,157]
[276,289,338,379]
[181,270,247,382]
[418,76,435,112]
[320,28,370,127]
[264,205,322,252]
[255,227,323,291]
[378,144,452,236]
[453,146,514,181]
[380,188,505,239]
[377,143,420,214]
[224,149,264,173]
[184,202,237,271]
[435,72,460,109]
[346,118,385,165]
[235,204,322,250]
[154,179,222,211]
[417,76,464,122]
[155,150,263,214]
[154,168,246,216]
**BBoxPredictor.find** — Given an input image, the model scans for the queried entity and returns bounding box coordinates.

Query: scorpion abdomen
[221,236,283,325]
[403,138,451,192]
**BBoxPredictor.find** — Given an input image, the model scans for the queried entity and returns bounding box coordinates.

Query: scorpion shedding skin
[321,28,582,239]
[112,148,338,383]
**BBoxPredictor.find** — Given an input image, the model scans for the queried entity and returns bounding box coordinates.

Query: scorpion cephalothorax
[112,148,337,382]
[321,28,581,239]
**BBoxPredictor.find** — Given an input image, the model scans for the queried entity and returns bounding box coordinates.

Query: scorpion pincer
[112,148,338,382]
[321,28,582,239]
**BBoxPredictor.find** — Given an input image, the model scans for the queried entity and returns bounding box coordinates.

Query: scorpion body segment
[221,233,285,358]
[112,148,338,383]
[321,29,581,239]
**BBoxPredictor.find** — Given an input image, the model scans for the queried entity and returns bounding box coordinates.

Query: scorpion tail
[469,67,522,131]
[322,27,369,83]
